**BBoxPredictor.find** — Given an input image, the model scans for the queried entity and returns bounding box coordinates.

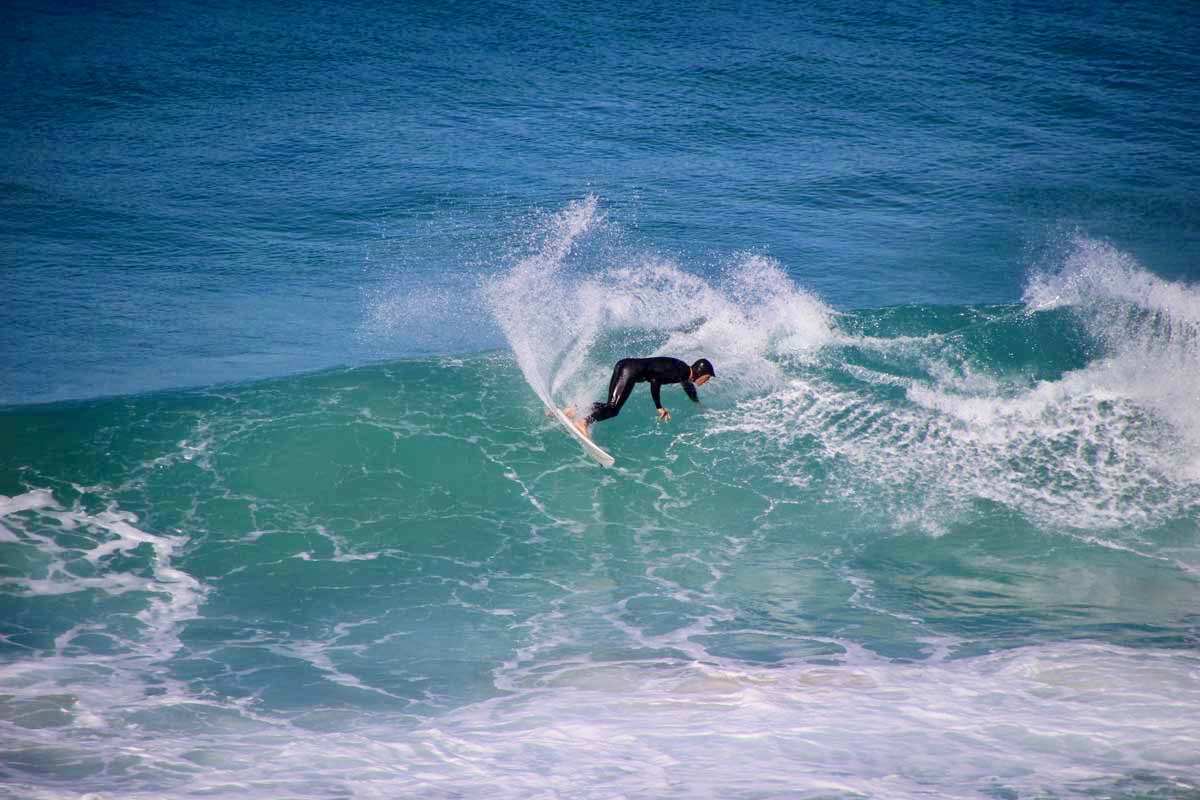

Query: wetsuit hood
[691,358,715,379]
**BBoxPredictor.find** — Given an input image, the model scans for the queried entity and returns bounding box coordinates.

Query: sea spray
[483,195,604,406]
[484,197,836,413]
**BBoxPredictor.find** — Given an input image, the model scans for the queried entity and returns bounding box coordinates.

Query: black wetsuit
[586,357,698,424]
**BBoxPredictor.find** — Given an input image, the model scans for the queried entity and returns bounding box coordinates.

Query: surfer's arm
[650,381,672,421]
[683,381,698,403]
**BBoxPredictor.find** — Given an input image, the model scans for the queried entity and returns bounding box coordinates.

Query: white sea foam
[708,236,1200,538]
[1025,235,1200,477]
[728,375,1196,540]
[0,488,207,701]
[2,642,1195,800]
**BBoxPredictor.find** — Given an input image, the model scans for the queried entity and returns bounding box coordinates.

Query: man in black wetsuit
[566,357,715,439]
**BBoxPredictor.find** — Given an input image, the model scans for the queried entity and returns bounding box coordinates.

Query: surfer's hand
[657,407,671,422]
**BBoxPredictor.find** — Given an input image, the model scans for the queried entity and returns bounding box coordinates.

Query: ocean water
[2,2,1199,798]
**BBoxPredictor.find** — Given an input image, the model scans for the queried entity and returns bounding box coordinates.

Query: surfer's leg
[606,359,629,401]
[587,362,637,424]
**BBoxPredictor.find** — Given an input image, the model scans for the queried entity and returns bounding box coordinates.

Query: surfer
[566,357,715,438]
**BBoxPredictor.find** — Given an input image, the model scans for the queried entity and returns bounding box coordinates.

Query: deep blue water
[2,2,1199,798]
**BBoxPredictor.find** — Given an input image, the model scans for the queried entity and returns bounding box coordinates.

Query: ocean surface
[2,2,1199,798]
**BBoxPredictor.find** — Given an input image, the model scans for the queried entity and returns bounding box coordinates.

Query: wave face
[3,213,1199,798]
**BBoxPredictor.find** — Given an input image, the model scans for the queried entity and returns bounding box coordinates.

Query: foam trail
[0,489,206,664]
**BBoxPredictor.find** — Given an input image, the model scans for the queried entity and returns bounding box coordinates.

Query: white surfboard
[545,403,615,467]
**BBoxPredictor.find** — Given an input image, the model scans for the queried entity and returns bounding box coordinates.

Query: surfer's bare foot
[562,406,576,420]
[573,418,591,439]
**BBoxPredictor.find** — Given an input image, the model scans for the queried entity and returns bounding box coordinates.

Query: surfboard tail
[545,402,614,467]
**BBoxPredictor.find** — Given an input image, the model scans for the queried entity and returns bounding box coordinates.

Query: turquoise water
[3,2,1200,798]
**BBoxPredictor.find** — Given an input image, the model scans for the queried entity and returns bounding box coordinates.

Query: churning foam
[2,641,1194,799]
[708,236,1200,538]
[1025,235,1200,477]
[484,196,834,413]
[0,488,207,727]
